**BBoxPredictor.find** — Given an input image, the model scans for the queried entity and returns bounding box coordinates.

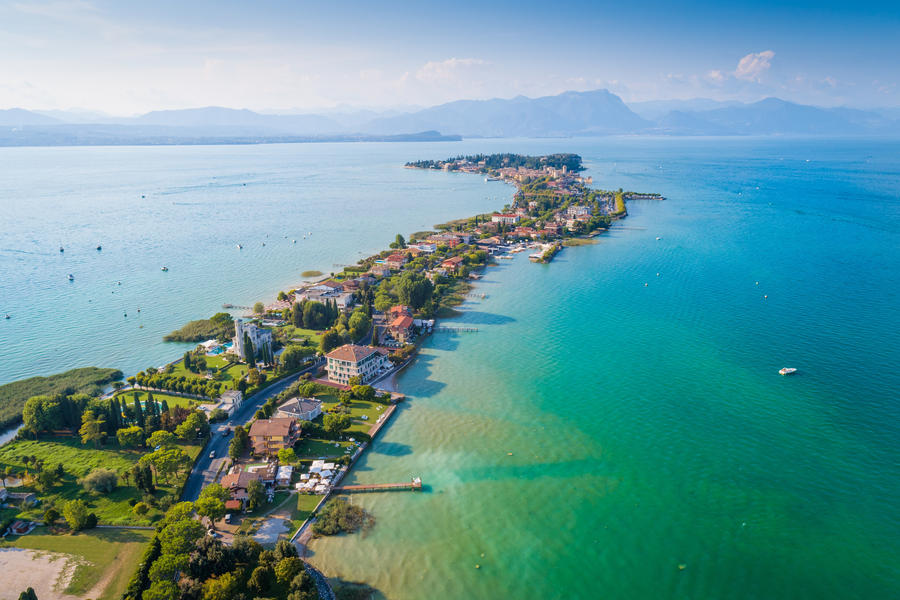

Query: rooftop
[248,417,294,438]
[326,343,381,363]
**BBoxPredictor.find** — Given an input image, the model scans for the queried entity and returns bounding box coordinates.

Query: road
[181,357,325,502]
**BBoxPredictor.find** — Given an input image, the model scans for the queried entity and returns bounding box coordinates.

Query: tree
[175,411,209,440]
[302,301,327,330]
[195,496,226,526]
[253,301,265,315]
[351,384,375,402]
[199,483,231,503]
[247,566,273,596]
[43,507,60,525]
[291,302,303,328]
[275,557,304,586]
[159,518,206,555]
[143,580,178,600]
[35,470,57,491]
[247,368,262,387]
[184,351,193,372]
[133,395,145,428]
[79,410,106,447]
[132,501,150,516]
[243,333,256,367]
[148,553,188,584]
[144,447,190,483]
[348,308,371,341]
[323,413,351,435]
[147,429,176,449]
[229,426,249,459]
[81,468,118,494]
[17,588,37,600]
[277,447,297,464]
[274,538,299,561]
[319,329,342,353]
[395,271,433,309]
[201,572,241,600]
[22,395,64,434]
[63,499,90,531]
[246,479,265,511]
[117,425,144,448]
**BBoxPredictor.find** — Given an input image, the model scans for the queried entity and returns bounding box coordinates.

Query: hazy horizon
[2,0,898,115]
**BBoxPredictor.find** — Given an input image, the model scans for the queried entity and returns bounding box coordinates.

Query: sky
[1,0,898,115]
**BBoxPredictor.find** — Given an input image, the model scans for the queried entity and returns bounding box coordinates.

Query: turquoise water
[2,138,899,598]
[306,138,900,599]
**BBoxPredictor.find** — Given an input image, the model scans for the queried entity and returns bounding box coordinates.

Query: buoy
[507,452,513,456]
[678,564,686,571]
[480,553,485,558]
[755,281,759,285]
[656,273,660,277]
[764,295,768,299]
[475,564,480,569]
[644,282,648,287]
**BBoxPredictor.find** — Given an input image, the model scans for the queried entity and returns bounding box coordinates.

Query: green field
[0,527,154,600]
[294,438,355,460]
[287,493,325,536]
[0,436,201,525]
[318,397,386,436]
[168,354,248,385]
[115,389,201,409]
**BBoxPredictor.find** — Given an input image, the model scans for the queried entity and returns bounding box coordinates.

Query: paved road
[181,358,325,502]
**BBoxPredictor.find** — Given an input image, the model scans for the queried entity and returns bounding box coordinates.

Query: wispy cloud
[734,50,775,82]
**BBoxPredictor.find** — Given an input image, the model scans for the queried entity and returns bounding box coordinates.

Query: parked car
[209,450,216,459]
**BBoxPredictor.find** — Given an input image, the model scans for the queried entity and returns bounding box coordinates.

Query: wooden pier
[434,326,479,333]
[333,478,422,493]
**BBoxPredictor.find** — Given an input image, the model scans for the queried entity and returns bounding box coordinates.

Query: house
[389,314,415,344]
[566,205,592,218]
[384,253,408,269]
[367,266,392,278]
[427,234,461,248]
[276,466,293,487]
[409,243,436,253]
[248,418,299,456]
[218,390,243,416]
[276,397,322,421]
[440,255,465,273]
[491,213,521,225]
[325,344,391,385]
[219,469,262,507]
[388,305,413,319]
[232,319,274,362]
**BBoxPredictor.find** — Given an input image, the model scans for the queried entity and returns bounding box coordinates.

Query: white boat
[236,244,243,249]
[67,274,74,281]
[161,266,169,272]
[779,367,797,376]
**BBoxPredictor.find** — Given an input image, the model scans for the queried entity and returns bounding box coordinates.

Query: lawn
[276,324,324,346]
[318,396,387,436]
[115,389,201,410]
[0,435,201,525]
[0,527,154,600]
[169,355,248,385]
[294,438,355,460]
[286,493,325,536]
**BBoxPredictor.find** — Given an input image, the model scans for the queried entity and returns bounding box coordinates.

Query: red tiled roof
[391,315,414,329]
[326,344,380,363]
[249,417,294,438]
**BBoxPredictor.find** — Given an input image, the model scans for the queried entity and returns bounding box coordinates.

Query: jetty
[333,477,422,493]
[434,326,478,333]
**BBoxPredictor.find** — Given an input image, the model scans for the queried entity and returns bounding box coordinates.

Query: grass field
[286,493,325,536]
[277,325,325,346]
[0,436,200,525]
[168,355,248,385]
[0,527,154,600]
[318,397,386,436]
[294,438,354,460]
[114,389,200,410]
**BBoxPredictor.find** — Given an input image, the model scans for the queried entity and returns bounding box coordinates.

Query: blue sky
[1,0,898,114]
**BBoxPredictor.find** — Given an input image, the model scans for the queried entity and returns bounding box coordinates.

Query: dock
[333,478,422,493]
[434,326,478,333]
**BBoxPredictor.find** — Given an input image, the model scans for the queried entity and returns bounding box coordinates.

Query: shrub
[80,468,118,494]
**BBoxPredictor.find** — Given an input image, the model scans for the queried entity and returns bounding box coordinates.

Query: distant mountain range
[2,90,899,146]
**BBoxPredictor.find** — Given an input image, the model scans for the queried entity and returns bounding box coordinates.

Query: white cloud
[734,50,775,82]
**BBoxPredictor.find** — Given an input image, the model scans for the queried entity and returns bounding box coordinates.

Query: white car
[209,451,216,459]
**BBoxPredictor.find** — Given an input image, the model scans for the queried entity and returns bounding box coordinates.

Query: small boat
[292,239,297,244]
[779,367,797,376]
[67,274,74,281]
[161,266,169,272]
[96,245,102,251]
[59,246,64,253]
[656,237,661,240]
[4,314,10,319]
[236,244,243,249]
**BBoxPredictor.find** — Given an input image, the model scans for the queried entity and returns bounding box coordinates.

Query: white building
[276,397,323,421]
[491,213,521,225]
[566,205,592,218]
[233,318,274,362]
[326,344,390,385]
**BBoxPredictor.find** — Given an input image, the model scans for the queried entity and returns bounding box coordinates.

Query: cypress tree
[146,392,156,417]
[183,351,192,372]
[160,399,169,415]
[243,333,256,367]
[133,395,145,428]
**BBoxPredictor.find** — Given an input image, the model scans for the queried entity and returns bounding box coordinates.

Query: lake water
[2,137,899,598]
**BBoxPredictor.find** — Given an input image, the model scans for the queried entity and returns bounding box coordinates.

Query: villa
[220,469,262,508]
[491,213,521,225]
[326,343,391,385]
[232,318,274,362]
[248,417,299,456]
[276,397,323,421]
[384,253,409,269]
[390,314,415,344]
[441,255,465,273]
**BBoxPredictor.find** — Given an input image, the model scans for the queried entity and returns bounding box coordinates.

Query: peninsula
[0,152,662,600]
